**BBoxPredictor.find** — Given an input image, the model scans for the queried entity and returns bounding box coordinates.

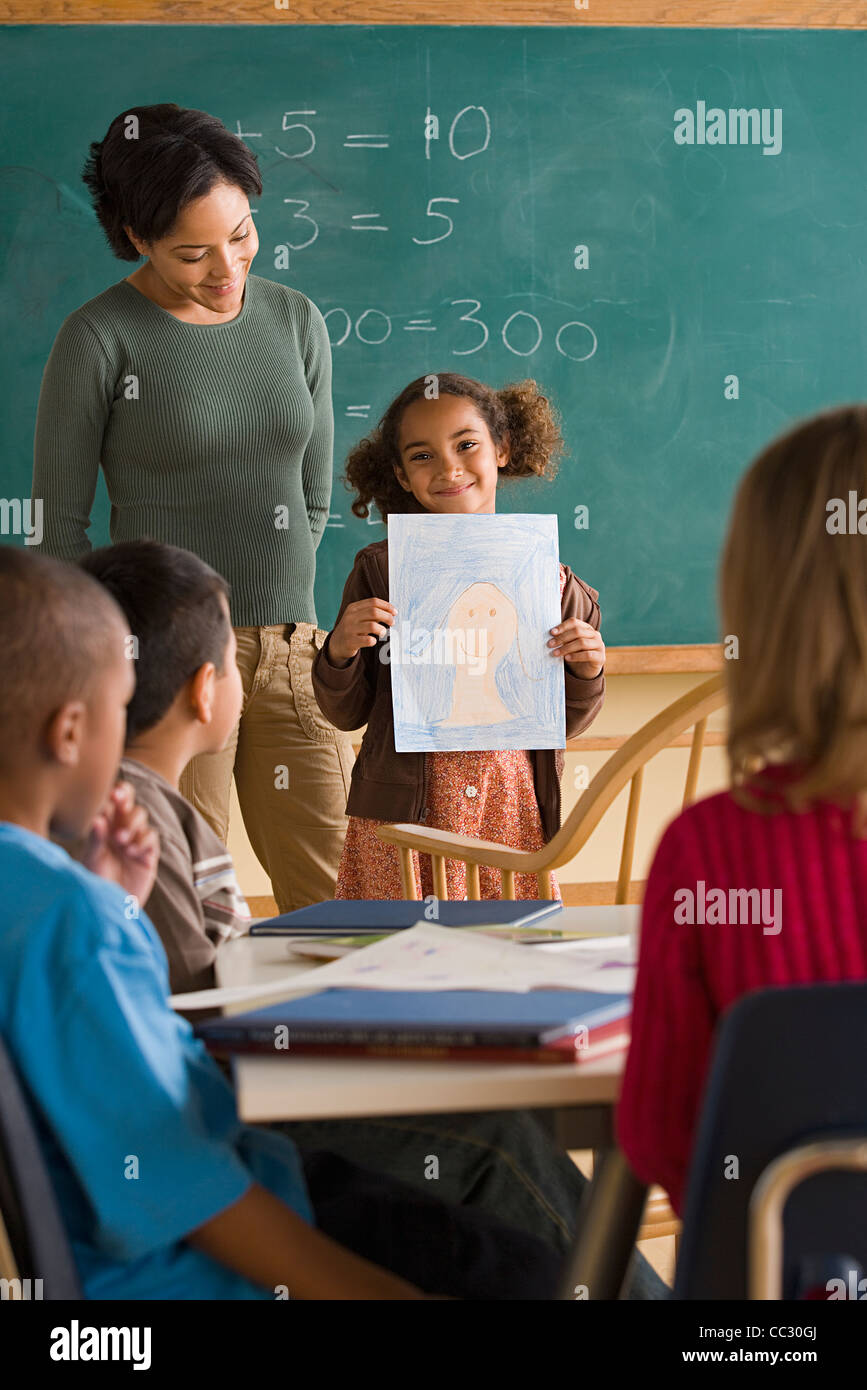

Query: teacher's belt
[239,622,297,637]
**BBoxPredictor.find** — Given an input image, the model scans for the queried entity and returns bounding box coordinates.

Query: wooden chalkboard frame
[1,2,866,28]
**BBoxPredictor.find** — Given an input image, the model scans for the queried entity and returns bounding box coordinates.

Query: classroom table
[215,905,649,1300]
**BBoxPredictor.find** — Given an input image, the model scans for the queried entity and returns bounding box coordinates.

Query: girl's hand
[82,780,160,907]
[328,599,397,665]
[548,619,605,678]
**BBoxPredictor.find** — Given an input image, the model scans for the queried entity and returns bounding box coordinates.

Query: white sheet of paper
[170,927,638,1012]
[533,934,637,994]
[388,513,565,753]
[276,922,634,994]
[170,976,323,1012]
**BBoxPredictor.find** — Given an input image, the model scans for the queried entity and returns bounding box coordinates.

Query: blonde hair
[720,403,867,827]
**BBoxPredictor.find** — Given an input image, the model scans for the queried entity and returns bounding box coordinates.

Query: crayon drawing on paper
[388,514,565,753]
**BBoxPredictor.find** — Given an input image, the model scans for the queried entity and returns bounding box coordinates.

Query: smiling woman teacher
[32,104,354,912]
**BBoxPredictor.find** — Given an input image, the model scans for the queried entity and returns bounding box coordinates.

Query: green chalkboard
[2,24,866,643]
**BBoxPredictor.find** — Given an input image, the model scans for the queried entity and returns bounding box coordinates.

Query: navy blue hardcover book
[195,986,628,1054]
[249,899,563,936]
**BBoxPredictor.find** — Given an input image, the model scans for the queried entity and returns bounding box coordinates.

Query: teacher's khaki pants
[180,622,355,914]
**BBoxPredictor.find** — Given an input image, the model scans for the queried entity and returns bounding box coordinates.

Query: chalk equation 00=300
[322,299,598,362]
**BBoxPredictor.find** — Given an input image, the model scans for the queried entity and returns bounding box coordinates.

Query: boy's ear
[43,702,86,768]
[189,663,217,724]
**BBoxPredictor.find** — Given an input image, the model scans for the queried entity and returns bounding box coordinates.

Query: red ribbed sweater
[616,773,867,1214]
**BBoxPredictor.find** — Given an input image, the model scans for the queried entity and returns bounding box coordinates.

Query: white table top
[217,905,638,1123]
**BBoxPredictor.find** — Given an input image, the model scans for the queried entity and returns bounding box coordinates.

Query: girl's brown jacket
[311,539,605,841]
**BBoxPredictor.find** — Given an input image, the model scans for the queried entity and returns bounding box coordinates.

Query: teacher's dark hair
[82,103,262,261]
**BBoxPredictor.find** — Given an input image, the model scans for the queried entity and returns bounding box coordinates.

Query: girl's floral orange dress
[335,568,566,901]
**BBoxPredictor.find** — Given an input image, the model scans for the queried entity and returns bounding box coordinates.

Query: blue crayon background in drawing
[388,514,565,753]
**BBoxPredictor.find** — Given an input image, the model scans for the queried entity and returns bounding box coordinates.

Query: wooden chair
[375,673,726,902]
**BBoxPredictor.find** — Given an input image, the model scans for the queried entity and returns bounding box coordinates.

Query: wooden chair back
[377,673,727,900]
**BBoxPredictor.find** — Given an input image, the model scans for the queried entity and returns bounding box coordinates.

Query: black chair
[0,1033,81,1299]
[674,983,867,1299]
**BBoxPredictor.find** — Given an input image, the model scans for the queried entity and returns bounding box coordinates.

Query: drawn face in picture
[440,582,518,727]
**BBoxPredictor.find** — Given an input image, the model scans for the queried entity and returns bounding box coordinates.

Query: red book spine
[206,1022,631,1065]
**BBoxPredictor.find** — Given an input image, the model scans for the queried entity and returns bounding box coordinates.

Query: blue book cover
[195,986,628,1052]
[249,899,563,936]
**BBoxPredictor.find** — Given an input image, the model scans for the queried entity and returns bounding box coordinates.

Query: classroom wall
[227,671,729,899]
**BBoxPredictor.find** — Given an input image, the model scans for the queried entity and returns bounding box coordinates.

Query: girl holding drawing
[312,373,605,900]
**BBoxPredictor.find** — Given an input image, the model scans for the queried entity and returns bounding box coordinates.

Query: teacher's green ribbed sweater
[32,275,333,627]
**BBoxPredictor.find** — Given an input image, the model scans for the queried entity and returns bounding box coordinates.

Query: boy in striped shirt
[80,539,249,994]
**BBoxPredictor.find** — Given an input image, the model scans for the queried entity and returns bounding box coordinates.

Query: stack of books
[196,987,629,1067]
[195,900,632,1066]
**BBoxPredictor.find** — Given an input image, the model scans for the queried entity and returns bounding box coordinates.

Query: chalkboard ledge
[605,644,722,675]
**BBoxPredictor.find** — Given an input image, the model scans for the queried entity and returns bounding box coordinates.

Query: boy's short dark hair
[80,541,231,743]
[0,549,125,767]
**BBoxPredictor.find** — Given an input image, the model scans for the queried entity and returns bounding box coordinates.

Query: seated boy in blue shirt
[0,547,562,1299]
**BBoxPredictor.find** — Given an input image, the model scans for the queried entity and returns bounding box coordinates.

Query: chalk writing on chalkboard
[243,107,493,252]
[239,103,599,366]
[321,301,597,363]
[344,133,391,149]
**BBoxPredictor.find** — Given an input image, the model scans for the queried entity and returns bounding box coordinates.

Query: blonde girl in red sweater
[618,404,867,1213]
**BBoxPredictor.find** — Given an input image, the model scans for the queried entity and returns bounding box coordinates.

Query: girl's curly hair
[344,373,564,522]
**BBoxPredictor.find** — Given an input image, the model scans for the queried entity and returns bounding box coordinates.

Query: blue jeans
[275,1109,668,1299]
